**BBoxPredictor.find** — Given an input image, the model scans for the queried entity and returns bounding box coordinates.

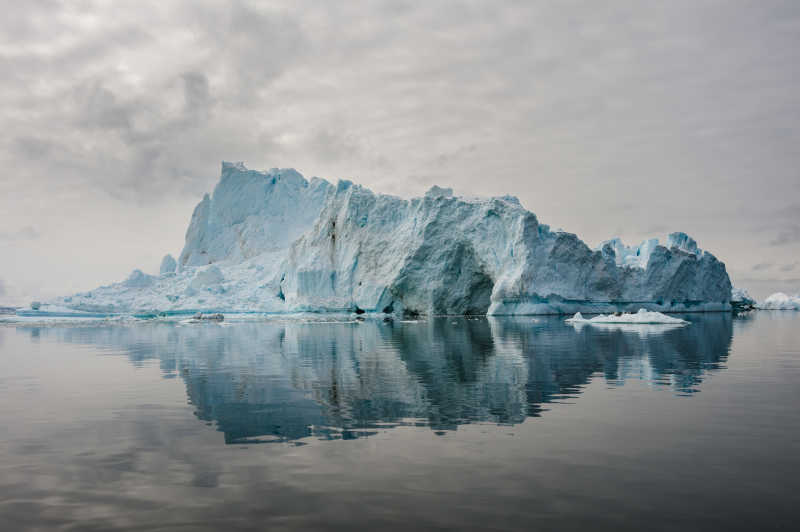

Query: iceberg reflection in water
[23,314,733,444]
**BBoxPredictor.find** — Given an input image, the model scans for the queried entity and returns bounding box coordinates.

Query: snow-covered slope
[757,292,800,310]
[48,162,732,316]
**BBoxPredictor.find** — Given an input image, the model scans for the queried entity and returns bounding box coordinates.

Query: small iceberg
[757,292,800,310]
[565,308,689,325]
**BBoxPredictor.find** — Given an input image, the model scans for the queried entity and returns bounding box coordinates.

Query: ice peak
[221,161,248,172]
[123,269,155,288]
[498,194,520,205]
[666,232,700,255]
[336,179,354,192]
[425,185,453,198]
[220,162,310,187]
[179,163,334,268]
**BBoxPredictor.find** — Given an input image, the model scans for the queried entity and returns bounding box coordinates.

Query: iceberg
[565,309,689,325]
[731,286,754,304]
[757,292,800,310]
[730,286,756,311]
[48,162,733,316]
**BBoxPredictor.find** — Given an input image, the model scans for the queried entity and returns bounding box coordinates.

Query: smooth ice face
[178,162,332,269]
[49,162,733,316]
[758,292,800,310]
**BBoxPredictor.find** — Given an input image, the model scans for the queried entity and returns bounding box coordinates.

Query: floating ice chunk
[566,308,689,325]
[757,292,800,310]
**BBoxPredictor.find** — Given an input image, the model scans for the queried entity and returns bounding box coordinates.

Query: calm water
[1,312,799,531]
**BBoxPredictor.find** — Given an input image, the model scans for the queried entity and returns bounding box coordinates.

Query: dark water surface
[1,313,799,531]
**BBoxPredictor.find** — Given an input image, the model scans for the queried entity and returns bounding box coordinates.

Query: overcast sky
[2,0,799,304]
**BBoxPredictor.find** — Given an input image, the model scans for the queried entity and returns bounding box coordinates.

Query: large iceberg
[49,162,733,316]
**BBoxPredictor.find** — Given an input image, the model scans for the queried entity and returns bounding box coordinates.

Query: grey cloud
[752,262,773,271]
[0,226,40,241]
[182,72,212,116]
[307,128,361,163]
[644,224,668,235]
[1,0,309,204]
[13,137,54,158]
[434,144,479,167]
[180,0,309,103]
[74,83,134,132]
[775,204,800,219]
[0,278,6,297]
[770,225,800,246]
[781,262,798,272]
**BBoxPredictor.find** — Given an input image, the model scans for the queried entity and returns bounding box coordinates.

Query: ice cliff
[179,162,332,268]
[51,162,733,315]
